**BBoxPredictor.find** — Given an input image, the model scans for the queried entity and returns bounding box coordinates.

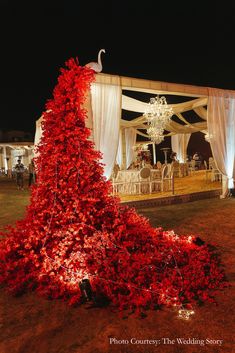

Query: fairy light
[187,236,193,243]
[178,308,195,320]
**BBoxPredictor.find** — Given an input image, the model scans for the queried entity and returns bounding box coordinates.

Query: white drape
[125,128,137,169]
[34,117,43,157]
[116,131,123,167]
[122,95,207,115]
[34,118,43,147]
[91,81,122,179]
[171,133,191,163]
[207,88,235,196]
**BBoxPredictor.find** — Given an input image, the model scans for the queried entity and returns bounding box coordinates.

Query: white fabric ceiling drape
[91,82,122,179]
[122,95,207,115]
[125,128,137,169]
[207,88,235,196]
[171,133,191,163]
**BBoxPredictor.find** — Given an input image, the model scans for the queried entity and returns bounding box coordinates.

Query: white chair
[210,161,222,182]
[135,167,151,194]
[150,169,161,193]
[204,160,212,182]
[112,171,126,194]
[151,164,173,192]
[172,161,180,178]
[179,162,188,177]
[165,164,174,191]
[188,159,196,175]
[209,157,214,170]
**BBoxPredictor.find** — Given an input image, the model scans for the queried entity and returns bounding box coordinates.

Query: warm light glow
[178,309,195,320]
[204,132,213,142]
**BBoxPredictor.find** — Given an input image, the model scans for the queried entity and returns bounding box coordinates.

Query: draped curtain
[91,81,122,179]
[34,118,43,158]
[125,128,137,169]
[171,133,191,163]
[207,88,235,196]
[116,131,123,167]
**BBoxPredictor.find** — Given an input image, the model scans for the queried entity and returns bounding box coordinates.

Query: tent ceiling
[120,95,208,136]
[37,72,210,140]
[95,73,209,97]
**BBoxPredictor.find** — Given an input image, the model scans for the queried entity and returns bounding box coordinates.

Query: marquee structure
[0,142,34,173]
[35,67,235,197]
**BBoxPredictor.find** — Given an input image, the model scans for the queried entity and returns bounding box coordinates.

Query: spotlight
[193,237,205,246]
[79,279,93,301]
[229,188,235,197]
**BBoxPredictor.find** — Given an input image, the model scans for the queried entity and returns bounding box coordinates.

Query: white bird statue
[85,49,106,73]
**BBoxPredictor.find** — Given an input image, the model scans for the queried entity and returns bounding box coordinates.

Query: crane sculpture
[85,49,106,73]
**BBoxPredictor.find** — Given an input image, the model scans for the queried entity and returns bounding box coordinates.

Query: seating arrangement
[112,156,221,196]
[112,168,151,195]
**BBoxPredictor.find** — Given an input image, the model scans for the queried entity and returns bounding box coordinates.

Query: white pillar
[3,146,8,173]
[0,148,4,169]
[8,148,14,170]
[152,143,156,164]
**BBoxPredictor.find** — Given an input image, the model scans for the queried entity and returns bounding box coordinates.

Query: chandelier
[144,95,173,144]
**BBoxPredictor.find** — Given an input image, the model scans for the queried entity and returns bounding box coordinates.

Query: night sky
[1,0,235,134]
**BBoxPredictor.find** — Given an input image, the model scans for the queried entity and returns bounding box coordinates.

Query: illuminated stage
[120,170,222,208]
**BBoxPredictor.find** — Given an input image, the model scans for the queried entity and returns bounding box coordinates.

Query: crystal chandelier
[144,95,173,144]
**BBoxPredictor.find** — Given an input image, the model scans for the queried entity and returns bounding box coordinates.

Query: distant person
[192,152,199,161]
[14,159,25,190]
[186,155,192,162]
[7,168,12,178]
[193,152,201,169]
[170,151,178,162]
[28,160,36,187]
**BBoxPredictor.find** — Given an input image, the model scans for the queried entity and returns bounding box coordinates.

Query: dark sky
[1,0,235,134]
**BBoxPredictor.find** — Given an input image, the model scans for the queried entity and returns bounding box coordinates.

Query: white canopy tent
[0,142,34,173]
[35,72,235,197]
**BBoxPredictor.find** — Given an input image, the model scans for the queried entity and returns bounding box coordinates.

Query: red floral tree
[0,58,228,314]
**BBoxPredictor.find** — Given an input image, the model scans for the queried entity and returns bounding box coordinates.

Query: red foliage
[0,58,228,313]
